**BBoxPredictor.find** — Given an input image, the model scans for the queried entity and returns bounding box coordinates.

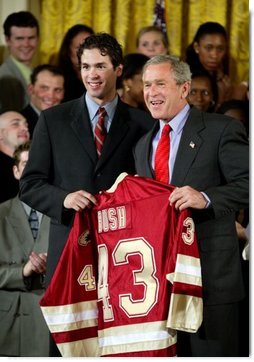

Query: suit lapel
[171,108,205,186]
[95,102,129,170]
[143,122,159,178]
[7,197,34,255]
[70,97,98,164]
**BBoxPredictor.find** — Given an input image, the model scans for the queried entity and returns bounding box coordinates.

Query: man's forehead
[0,112,26,124]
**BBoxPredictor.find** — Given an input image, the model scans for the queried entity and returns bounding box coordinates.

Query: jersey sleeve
[166,209,203,333]
[39,211,100,357]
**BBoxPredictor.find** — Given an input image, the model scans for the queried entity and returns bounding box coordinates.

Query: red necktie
[154,123,171,184]
[95,107,107,156]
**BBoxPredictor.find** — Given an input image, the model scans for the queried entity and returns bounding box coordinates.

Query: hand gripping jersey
[40,173,203,357]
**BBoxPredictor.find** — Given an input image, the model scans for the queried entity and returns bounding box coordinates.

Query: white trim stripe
[42,308,98,325]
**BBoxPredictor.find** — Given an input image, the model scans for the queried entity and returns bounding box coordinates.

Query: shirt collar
[85,92,118,121]
[159,103,190,134]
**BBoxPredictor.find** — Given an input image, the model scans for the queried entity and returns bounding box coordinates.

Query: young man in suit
[133,55,249,357]
[0,141,50,356]
[19,32,154,355]
[0,11,39,113]
[21,64,65,138]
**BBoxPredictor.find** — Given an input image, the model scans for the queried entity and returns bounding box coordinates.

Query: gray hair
[142,54,192,85]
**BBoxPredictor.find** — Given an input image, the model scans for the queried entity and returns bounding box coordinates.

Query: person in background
[119,52,149,110]
[188,69,218,112]
[0,141,50,357]
[0,11,39,113]
[217,99,249,136]
[0,111,29,203]
[134,54,249,357]
[136,25,169,58]
[56,24,94,102]
[19,32,155,356]
[185,22,232,110]
[21,64,65,138]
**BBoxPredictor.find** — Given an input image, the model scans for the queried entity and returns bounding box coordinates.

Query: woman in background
[188,69,218,112]
[185,22,232,110]
[57,24,94,101]
[136,25,169,58]
[120,53,149,111]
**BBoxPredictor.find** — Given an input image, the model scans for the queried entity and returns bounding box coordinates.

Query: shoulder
[189,106,245,132]
[117,99,155,130]
[0,198,13,217]
[41,97,84,120]
[0,57,18,76]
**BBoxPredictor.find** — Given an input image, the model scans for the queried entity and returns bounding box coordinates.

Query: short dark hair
[3,11,39,37]
[122,53,149,80]
[77,32,123,69]
[13,141,31,166]
[30,64,64,84]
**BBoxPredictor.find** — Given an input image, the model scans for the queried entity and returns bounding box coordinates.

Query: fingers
[169,186,207,211]
[64,190,97,211]
[29,251,47,274]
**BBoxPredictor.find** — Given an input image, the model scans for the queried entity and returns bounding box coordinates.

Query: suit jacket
[19,95,155,285]
[21,103,39,138]
[0,151,19,203]
[0,56,29,112]
[134,106,249,306]
[0,196,50,356]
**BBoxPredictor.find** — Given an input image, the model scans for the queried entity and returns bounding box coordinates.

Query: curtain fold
[40,0,249,85]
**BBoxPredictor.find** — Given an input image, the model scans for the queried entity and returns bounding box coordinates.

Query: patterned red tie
[154,123,171,184]
[95,107,107,156]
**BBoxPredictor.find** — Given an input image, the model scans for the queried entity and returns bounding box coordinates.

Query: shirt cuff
[201,192,211,208]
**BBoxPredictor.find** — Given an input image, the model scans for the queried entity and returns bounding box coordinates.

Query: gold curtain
[40,0,249,84]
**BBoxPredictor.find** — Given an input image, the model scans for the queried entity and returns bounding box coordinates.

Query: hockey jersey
[40,173,203,357]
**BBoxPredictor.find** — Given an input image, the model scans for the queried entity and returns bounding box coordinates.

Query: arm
[19,112,97,224]
[169,119,249,215]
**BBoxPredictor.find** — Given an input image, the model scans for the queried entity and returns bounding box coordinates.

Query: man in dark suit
[19,33,154,355]
[133,55,249,357]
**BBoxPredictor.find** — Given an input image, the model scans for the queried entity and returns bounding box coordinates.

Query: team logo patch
[78,230,91,246]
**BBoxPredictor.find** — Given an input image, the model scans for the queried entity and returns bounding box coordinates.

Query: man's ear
[116,64,123,77]
[27,83,34,95]
[181,81,191,99]
[13,165,20,180]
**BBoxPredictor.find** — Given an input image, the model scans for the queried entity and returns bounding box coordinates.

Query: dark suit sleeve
[204,119,249,218]
[19,112,70,224]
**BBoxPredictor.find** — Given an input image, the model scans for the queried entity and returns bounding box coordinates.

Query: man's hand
[23,252,47,277]
[169,186,207,211]
[64,190,97,211]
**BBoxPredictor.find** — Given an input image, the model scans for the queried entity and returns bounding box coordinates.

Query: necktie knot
[98,107,107,119]
[162,123,171,136]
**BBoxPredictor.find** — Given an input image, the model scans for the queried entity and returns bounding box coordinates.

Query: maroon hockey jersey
[40,173,203,357]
